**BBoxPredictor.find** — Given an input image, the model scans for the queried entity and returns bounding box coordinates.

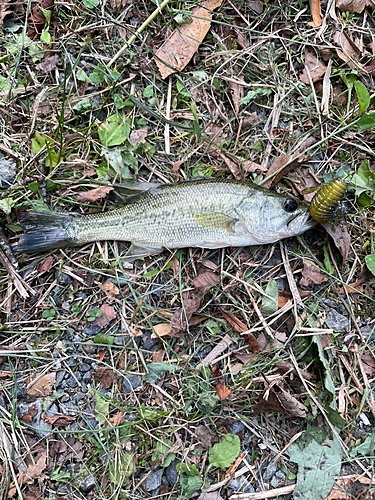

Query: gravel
[145,468,163,491]
[325,309,349,333]
[123,375,142,393]
[165,460,180,486]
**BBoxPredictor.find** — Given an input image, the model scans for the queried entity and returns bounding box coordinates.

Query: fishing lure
[309,178,348,223]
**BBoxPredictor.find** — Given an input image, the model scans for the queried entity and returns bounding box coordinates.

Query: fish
[309,178,348,224]
[17,178,315,258]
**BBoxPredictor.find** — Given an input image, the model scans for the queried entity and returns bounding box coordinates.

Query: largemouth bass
[17,178,315,258]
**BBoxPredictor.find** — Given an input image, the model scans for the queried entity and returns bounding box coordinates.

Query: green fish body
[18,178,315,258]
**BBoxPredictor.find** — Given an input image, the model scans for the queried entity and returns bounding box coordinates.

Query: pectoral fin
[195,242,230,249]
[194,211,237,232]
[125,243,163,260]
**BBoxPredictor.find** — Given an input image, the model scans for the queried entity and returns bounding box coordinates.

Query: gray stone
[79,362,90,372]
[145,469,163,491]
[67,377,78,388]
[82,371,92,383]
[165,460,180,486]
[230,476,254,493]
[359,412,371,426]
[143,333,156,351]
[123,375,141,393]
[82,341,97,354]
[0,155,17,189]
[325,309,349,333]
[231,421,245,435]
[83,325,102,336]
[65,357,78,367]
[79,474,96,492]
[114,335,131,346]
[55,370,67,386]
[263,462,277,481]
[55,271,72,286]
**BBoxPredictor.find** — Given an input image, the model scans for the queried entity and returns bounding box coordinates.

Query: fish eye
[283,199,298,213]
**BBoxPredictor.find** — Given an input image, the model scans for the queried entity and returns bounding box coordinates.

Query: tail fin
[17,211,78,254]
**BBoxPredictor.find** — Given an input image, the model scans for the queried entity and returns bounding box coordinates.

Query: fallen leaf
[152,323,172,338]
[195,425,219,449]
[336,0,375,12]
[230,75,244,114]
[0,1,12,26]
[99,281,119,303]
[243,160,267,174]
[361,352,375,375]
[44,415,76,426]
[197,492,224,500]
[191,271,221,294]
[95,349,106,362]
[278,290,292,308]
[28,0,54,37]
[300,51,327,84]
[220,309,248,333]
[363,58,375,75]
[212,365,231,401]
[248,0,264,13]
[24,452,47,483]
[239,112,262,131]
[253,387,307,417]
[27,372,56,396]
[300,261,328,286]
[154,0,223,78]
[262,151,310,189]
[323,223,351,262]
[36,54,58,73]
[92,304,117,328]
[110,0,128,7]
[129,126,148,145]
[92,367,119,389]
[77,186,113,203]
[308,0,322,27]
[334,31,363,68]
[37,255,54,273]
[325,475,375,499]
[288,166,321,202]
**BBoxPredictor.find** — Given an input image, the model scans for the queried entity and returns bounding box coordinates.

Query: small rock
[359,412,371,426]
[79,362,90,372]
[123,375,141,393]
[55,370,67,386]
[271,476,280,487]
[82,341,97,354]
[55,271,72,286]
[143,333,156,351]
[80,474,96,492]
[114,335,131,346]
[165,460,180,486]
[65,357,78,367]
[195,346,211,359]
[83,325,102,336]
[263,462,277,481]
[230,476,255,493]
[145,469,163,491]
[231,421,245,435]
[325,309,349,333]
[0,155,17,189]
[66,377,78,388]
[82,371,92,383]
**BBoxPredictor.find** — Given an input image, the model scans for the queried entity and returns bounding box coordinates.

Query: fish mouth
[286,210,316,229]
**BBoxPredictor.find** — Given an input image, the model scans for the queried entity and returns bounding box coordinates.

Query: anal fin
[124,243,163,260]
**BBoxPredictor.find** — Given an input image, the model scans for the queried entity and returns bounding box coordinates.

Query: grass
[1,0,375,498]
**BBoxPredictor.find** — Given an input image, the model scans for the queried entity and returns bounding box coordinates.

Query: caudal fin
[17,211,77,254]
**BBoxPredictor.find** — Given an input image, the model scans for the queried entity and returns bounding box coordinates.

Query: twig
[108,0,172,67]
[279,241,303,316]
[196,334,233,369]
[229,484,296,499]
[164,75,172,154]
[0,247,34,299]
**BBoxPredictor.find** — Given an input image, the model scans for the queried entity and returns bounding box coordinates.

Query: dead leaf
[37,255,54,273]
[28,0,54,38]
[248,0,264,13]
[77,186,113,203]
[220,309,247,333]
[152,323,172,338]
[323,223,351,262]
[243,160,267,174]
[361,352,375,375]
[288,166,321,202]
[278,290,292,308]
[308,0,322,27]
[93,367,119,389]
[171,159,183,182]
[44,415,76,426]
[92,304,117,328]
[230,75,244,115]
[197,492,224,500]
[336,0,375,12]
[300,51,327,84]
[0,1,12,25]
[154,0,223,78]
[110,0,128,7]
[240,112,262,131]
[36,54,58,73]
[325,475,375,499]
[24,452,47,483]
[129,126,148,145]
[195,425,219,448]
[262,151,310,189]
[212,365,231,401]
[363,58,375,75]
[253,387,307,417]
[334,31,363,68]
[191,271,220,294]
[99,281,119,303]
[27,372,56,396]
[300,261,328,286]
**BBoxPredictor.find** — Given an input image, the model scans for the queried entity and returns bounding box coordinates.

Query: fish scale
[17,178,315,258]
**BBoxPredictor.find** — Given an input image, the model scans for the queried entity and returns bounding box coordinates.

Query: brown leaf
[308,0,322,27]
[220,309,247,333]
[44,415,76,426]
[253,387,307,417]
[334,31,363,68]
[191,270,220,294]
[197,492,224,500]
[37,255,54,273]
[212,365,231,401]
[361,352,375,375]
[24,452,47,483]
[99,281,119,303]
[95,348,106,362]
[92,304,117,328]
[229,75,244,115]
[129,126,148,145]
[28,0,54,37]
[77,186,113,203]
[288,166,321,202]
[323,223,351,262]
[93,367,119,389]
[262,151,310,189]
[154,0,224,79]
[152,323,172,338]
[36,54,58,73]
[0,1,12,26]
[27,372,56,396]
[300,51,327,84]
[325,475,375,499]
[278,290,292,308]
[195,425,219,448]
[336,0,375,13]
[300,261,328,286]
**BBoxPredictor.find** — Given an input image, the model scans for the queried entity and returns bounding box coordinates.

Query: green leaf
[0,197,15,215]
[98,114,130,147]
[349,432,375,458]
[143,85,154,98]
[109,452,135,482]
[83,0,99,7]
[289,427,342,500]
[89,71,105,84]
[39,6,52,24]
[176,463,203,495]
[93,333,114,345]
[261,279,279,315]
[42,308,55,319]
[357,112,375,131]
[76,68,89,82]
[349,159,375,197]
[102,146,138,179]
[31,132,59,168]
[40,29,51,44]
[72,97,93,114]
[323,243,334,274]
[95,392,109,424]
[50,466,71,482]
[239,87,272,105]
[354,80,370,114]
[365,255,375,276]
[208,434,240,469]
[151,439,176,467]
[324,407,346,429]
[143,362,177,384]
[205,319,222,335]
